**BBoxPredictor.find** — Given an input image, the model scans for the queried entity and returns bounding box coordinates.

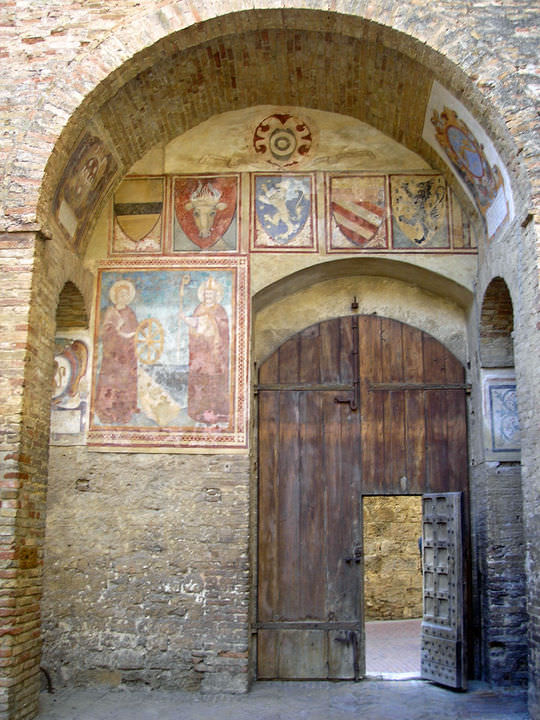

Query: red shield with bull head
[174,176,237,250]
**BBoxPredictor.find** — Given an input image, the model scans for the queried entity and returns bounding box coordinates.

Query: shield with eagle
[174,176,237,250]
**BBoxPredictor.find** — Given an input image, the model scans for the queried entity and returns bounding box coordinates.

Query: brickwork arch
[55,282,89,333]
[0,4,533,237]
[479,277,514,368]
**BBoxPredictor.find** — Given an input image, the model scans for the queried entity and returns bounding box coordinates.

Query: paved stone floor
[365,618,421,675]
[38,680,529,719]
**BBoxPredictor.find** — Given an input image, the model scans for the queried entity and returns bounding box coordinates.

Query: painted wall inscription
[88,258,249,451]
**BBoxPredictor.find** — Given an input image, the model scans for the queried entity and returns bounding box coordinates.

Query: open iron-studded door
[421,492,467,689]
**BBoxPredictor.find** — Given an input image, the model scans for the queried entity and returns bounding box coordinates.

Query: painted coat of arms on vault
[252,175,315,250]
[431,107,506,225]
[173,175,238,252]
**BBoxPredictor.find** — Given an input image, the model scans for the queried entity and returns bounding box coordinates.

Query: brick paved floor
[365,618,421,676]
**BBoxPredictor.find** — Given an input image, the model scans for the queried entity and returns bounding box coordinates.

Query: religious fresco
[172,175,239,252]
[327,175,388,251]
[111,176,163,254]
[482,370,521,461]
[251,174,317,251]
[390,174,449,249]
[423,81,513,239]
[88,257,249,451]
[53,132,118,247]
[50,334,91,445]
[253,113,313,168]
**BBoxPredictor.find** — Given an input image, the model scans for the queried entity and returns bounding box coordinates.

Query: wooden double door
[256,315,468,685]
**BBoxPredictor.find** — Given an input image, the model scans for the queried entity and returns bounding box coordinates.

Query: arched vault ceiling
[37,8,521,240]
[97,28,432,167]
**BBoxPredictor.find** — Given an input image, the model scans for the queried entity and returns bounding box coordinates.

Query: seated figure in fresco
[95,279,138,424]
[181,276,230,425]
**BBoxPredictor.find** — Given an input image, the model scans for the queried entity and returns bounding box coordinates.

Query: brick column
[0,232,56,720]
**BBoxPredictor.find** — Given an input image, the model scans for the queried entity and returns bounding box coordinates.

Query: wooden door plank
[423,335,450,492]
[339,316,354,383]
[299,323,321,384]
[257,629,279,679]
[359,316,385,493]
[259,347,279,384]
[298,390,326,620]
[380,318,407,492]
[323,392,346,621]
[278,335,299,384]
[320,317,341,383]
[278,629,327,679]
[258,388,280,622]
[276,390,301,620]
[402,323,427,492]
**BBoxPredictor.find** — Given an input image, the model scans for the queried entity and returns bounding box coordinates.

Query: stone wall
[363,497,422,621]
[42,448,250,693]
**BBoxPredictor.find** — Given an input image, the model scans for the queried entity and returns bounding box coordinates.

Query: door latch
[344,545,362,564]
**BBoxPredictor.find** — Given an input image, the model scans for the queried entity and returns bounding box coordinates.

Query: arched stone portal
[0,5,538,720]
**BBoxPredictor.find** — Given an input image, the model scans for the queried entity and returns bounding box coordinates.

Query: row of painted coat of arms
[110,172,477,255]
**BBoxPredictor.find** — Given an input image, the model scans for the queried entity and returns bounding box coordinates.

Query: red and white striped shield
[330,176,387,248]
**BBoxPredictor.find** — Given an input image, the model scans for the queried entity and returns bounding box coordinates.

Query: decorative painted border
[88,255,249,452]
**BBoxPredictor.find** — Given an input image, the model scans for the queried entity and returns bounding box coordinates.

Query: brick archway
[0,5,538,719]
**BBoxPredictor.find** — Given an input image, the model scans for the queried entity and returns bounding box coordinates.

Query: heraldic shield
[174,176,237,250]
[255,176,311,245]
[330,175,387,249]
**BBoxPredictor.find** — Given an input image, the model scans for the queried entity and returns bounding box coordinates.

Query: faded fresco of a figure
[95,279,138,424]
[181,277,230,424]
